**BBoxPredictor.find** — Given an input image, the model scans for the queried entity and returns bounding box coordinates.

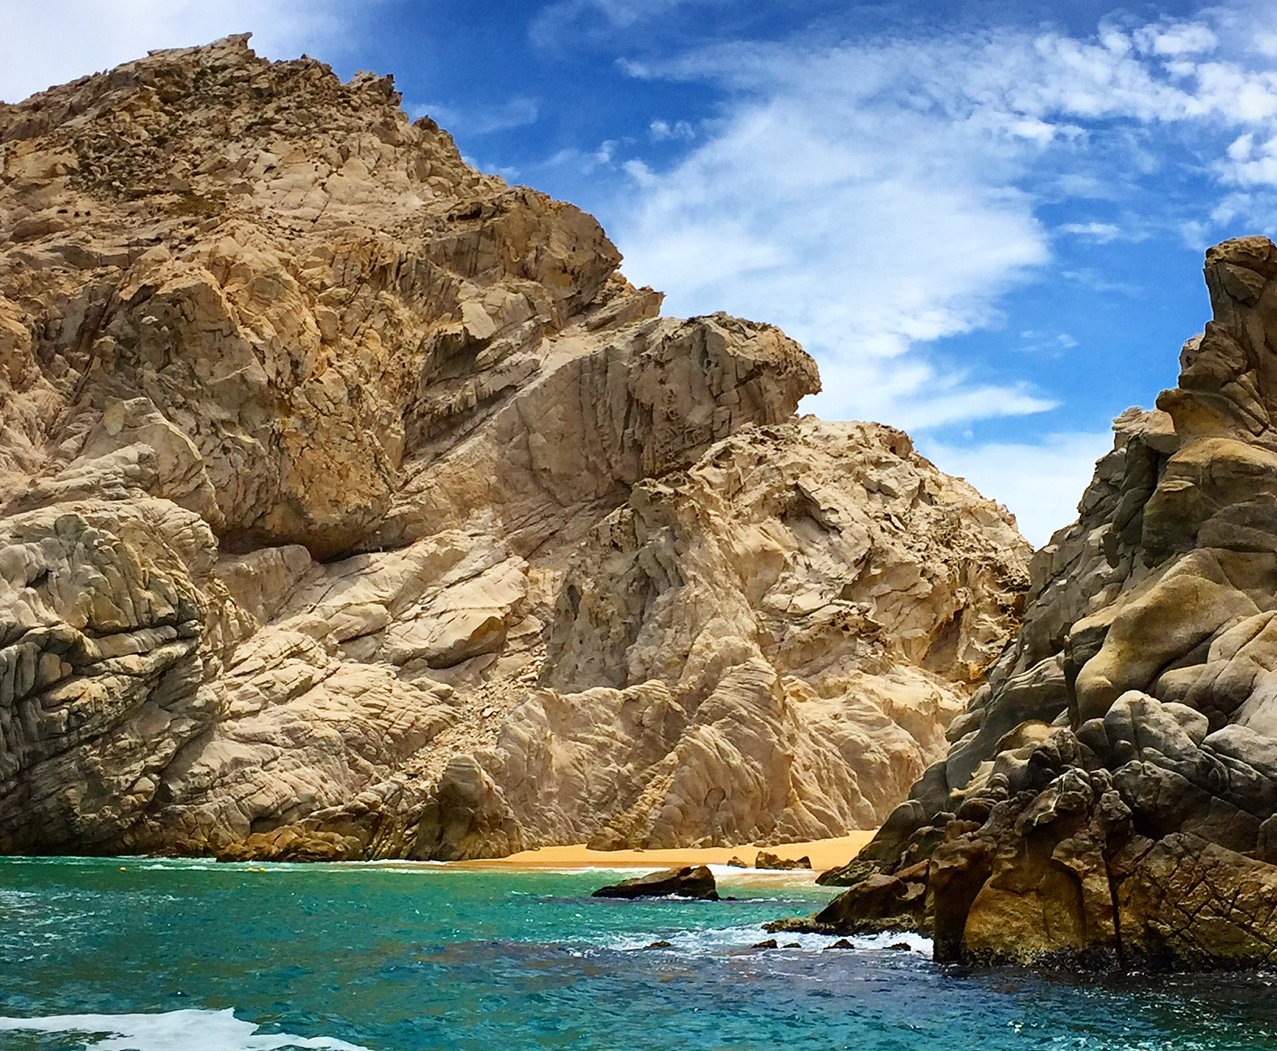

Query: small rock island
[592,866,720,900]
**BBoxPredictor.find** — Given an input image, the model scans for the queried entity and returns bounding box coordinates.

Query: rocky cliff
[814,236,1277,969]
[0,36,1030,860]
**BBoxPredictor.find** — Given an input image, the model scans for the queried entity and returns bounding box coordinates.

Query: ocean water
[2,858,1277,1051]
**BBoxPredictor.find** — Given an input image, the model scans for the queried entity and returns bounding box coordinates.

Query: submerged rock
[0,37,1030,860]
[591,866,719,901]
[815,237,1277,969]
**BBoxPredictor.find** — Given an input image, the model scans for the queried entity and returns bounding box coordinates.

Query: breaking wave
[0,1008,372,1051]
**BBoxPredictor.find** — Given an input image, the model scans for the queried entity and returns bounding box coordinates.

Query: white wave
[0,1008,371,1051]
[134,862,228,872]
[610,923,933,956]
[706,864,817,879]
[851,930,933,954]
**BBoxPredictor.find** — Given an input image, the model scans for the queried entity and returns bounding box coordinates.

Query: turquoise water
[2,858,1277,1050]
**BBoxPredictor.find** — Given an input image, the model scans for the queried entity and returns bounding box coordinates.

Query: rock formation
[816,236,1277,969]
[591,865,719,900]
[0,36,1030,860]
[755,851,811,870]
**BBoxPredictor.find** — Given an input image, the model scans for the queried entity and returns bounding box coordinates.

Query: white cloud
[919,431,1116,547]
[612,37,1059,426]
[604,9,1277,429]
[649,119,696,142]
[613,45,1070,424]
[529,0,725,48]
[1061,268,1141,294]
[1017,331,1079,356]
[1222,131,1277,185]
[0,0,373,104]
[461,156,522,182]
[1257,32,1277,59]
[1059,221,1122,242]
[815,361,1057,433]
[1133,21,1219,58]
[536,0,690,31]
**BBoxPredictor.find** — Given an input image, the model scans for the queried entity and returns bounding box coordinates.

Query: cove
[3,857,1277,1051]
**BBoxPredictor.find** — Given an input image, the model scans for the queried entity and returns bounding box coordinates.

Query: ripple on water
[5,858,1277,1051]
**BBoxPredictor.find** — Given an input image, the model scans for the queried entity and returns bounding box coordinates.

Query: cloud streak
[529,0,728,48]
[415,97,540,137]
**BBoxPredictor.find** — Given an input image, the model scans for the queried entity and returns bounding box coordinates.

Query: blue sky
[4,0,1277,544]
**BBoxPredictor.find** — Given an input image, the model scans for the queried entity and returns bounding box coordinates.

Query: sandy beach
[449,832,877,873]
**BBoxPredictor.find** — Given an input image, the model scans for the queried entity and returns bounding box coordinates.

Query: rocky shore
[807,236,1277,969]
[0,37,1030,860]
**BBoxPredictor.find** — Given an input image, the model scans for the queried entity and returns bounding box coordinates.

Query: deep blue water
[2,857,1277,1050]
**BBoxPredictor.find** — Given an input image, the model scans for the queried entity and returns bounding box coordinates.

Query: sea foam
[609,922,933,955]
[0,1008,370,1051]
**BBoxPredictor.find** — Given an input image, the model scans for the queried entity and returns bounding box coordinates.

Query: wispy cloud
[1059,221,1122,242]
[1017,331,1080,356]
[529,0,727,48]
[611,36,1060,427]
[415,97,540,137]
[0,0,376,103]
[649,119,696,142]
[600,7,1277,431]
[1061,268,1142,294]
[547,138,636,177]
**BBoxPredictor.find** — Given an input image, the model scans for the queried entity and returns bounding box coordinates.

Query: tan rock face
[0,37,1030,859]
[824,236,1277,969]
[410,419,1029,859]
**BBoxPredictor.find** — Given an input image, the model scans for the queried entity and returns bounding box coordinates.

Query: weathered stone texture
[0,37,1030,859]
[817,236,1277,969]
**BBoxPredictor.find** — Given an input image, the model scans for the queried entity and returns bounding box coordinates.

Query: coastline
[446,832,876,873]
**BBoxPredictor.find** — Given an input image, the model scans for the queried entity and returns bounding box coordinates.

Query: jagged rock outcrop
[816,236,1277,969]
[0,36,1031,859]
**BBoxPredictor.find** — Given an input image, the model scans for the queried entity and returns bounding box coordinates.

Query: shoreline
[447,832,876,873]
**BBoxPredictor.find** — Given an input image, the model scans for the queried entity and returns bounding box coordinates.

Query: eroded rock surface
[818,236,1277,969]
[0,37,1030,859]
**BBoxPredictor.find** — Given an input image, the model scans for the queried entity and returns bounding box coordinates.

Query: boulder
[591,865,720,901]
[755,851,812,870]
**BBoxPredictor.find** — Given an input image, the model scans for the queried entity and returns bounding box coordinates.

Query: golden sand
[449,832,876,873]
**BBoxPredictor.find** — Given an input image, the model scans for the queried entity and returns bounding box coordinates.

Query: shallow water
[2,857,1277,1050]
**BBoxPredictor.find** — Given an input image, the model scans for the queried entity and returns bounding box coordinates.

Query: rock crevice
[0,36,1030,859]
